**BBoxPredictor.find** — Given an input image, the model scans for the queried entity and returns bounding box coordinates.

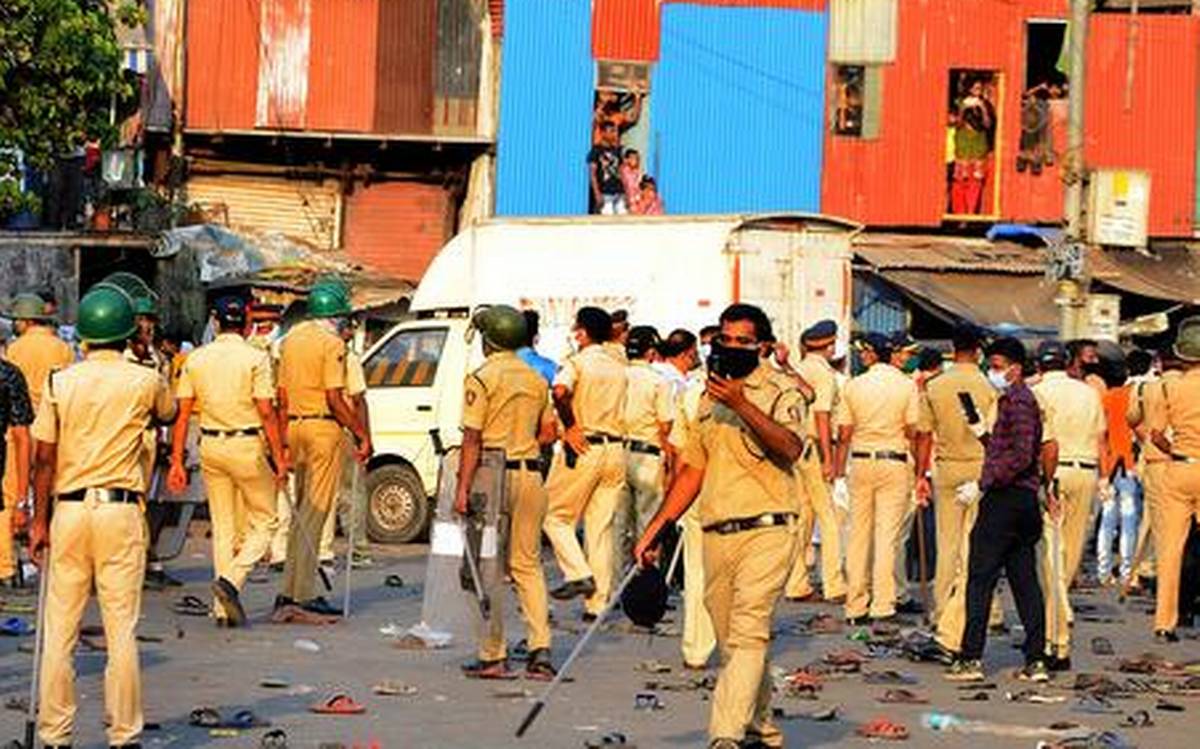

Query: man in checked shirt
[946,337,1054,683]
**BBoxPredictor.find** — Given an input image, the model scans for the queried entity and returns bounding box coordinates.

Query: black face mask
[707,342,760,380]
[1082,361,1102,377]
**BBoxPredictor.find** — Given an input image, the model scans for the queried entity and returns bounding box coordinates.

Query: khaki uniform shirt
[1148,368,1200,459]
[176,333,274,431]
[279,320,346,417]
[462,351,550,460]
[345,350,367,398]
[6,326,74,409]
[623,361,674,445]
[668,378,705,451]
[918,362,995,462]
[1033,371,1106,461]
[31,350,174,494]
[602,341,628,365]
[837,363,919,452]
[681,365,806,526]
[795,353,837,440]
[1130,372,1179,463]
[554,344,626,436]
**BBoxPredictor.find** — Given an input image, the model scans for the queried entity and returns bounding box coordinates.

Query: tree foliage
[0,0,141,214]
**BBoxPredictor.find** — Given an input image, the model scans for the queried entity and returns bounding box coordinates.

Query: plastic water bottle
[921,712,964,732]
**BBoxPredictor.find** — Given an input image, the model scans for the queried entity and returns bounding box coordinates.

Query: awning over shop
[877,271,1060,334]
[854,232,1058,334]
[1088,243,1200,305]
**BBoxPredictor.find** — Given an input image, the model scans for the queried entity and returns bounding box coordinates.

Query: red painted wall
[593,0,660,61]
[821,1,1198,237]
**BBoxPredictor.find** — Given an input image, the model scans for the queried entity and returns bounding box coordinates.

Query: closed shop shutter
[829,0,896,64]
[186,174,341,250]
[343,181,452,281]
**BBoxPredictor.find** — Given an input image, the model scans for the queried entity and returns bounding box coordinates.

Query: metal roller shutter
[185,174,341,250]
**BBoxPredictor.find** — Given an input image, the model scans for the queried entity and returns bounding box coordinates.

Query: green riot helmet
[307,283,352,319]
[77,286,137,344]
[8,293,53,321]
[472,305,527,351]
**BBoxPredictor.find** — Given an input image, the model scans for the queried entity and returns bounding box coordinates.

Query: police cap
[801,319,837,349]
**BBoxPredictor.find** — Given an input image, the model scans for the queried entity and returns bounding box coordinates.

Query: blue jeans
[1097,474,1141,583]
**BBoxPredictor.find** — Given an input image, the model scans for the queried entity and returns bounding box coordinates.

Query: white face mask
[699,343,712,363]
[987,368,1010,392]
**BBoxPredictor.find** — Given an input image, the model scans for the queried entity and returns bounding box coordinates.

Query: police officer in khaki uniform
[29,285,174,749]
[836,333,920,624]
[1148,317,1200,641]
[543,307,627,620]
[913,325,1003,654]
[2,293,72,585]
[275,283,370,617]
[780,319,847,603]
[1033,341,1105,664]
[455,307,557,680]
[167,297,286,626]
[319,323,372,567]
[618,326,674,562]
[1126,350,1178,588]
[636,304,805,749]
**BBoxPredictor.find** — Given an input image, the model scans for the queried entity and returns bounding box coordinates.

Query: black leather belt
[626,440,661,456]
[1171,454,1200,464]
[504,459,541,471]
[851,450,908,462]
[1058,460,1098,470]
[289,414,334,422]
[703,512,797,535]
[586,434,622,445]
[59,488,142,504]
[201,427,261,438]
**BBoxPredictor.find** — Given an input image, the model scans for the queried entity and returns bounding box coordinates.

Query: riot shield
[418,447,507,647]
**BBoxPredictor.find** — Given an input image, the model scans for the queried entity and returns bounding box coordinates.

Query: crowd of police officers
[2,273,1200,748]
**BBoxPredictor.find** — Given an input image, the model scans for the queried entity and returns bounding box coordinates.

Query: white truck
[360,213,859,543]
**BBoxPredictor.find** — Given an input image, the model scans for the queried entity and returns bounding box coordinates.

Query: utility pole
[1058,0,1090,339]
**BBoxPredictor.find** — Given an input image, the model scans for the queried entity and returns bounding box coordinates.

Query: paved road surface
[0,531,1193,749]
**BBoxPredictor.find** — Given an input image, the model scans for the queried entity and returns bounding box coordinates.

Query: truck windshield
[364,327,448,387]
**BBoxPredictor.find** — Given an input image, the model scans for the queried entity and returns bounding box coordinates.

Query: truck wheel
[366,464,431,544]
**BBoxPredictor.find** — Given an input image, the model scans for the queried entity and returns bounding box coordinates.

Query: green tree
[0,0,143,217]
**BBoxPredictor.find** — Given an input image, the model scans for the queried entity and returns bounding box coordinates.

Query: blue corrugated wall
[495,0,594,216]
[654,5,827,214]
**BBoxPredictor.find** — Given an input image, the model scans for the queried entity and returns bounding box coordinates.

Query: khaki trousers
[1155,462,1200,631]
[480,467,552,660]
[280,420,344,603]
[0,439,18,578]
[932,460,983,618]
[786,449,846,600]
[681,506,716,667]
[613,450,664,587]
[543,442,625,615]
[1058,466,1099,586]
[40,497,147,746]
[201,434,278,617]
[269,481,292,563]
[318,439,370,561]
[1039,508,1072,657]
[894,491,916,602]
[934,495,1004,652]
[705,525,797,746]
[1136,461,1168,579]
[845,458,912,619]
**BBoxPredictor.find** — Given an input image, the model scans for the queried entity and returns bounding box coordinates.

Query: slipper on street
[877,689,928,705]
[1156,700,1185,712]
[260,677,291,689]
[227,709,271,729]
[189,707,222,728]
[0,617,33,637]
[462,659,519,680]
[260,729,288,749]
[1121,710,1153,728]
[309,693,366,715]
[173,595,209,618]
[372,680,418,696]
[584,732,635,748]
[856,717,909,741]
[1091,637,1115,656]
[0,601,34,615]
[384,574,405,588]
[863,670,919,686]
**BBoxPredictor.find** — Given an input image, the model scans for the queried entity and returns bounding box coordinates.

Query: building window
[832,64,881,139]
[589,61,663,216]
